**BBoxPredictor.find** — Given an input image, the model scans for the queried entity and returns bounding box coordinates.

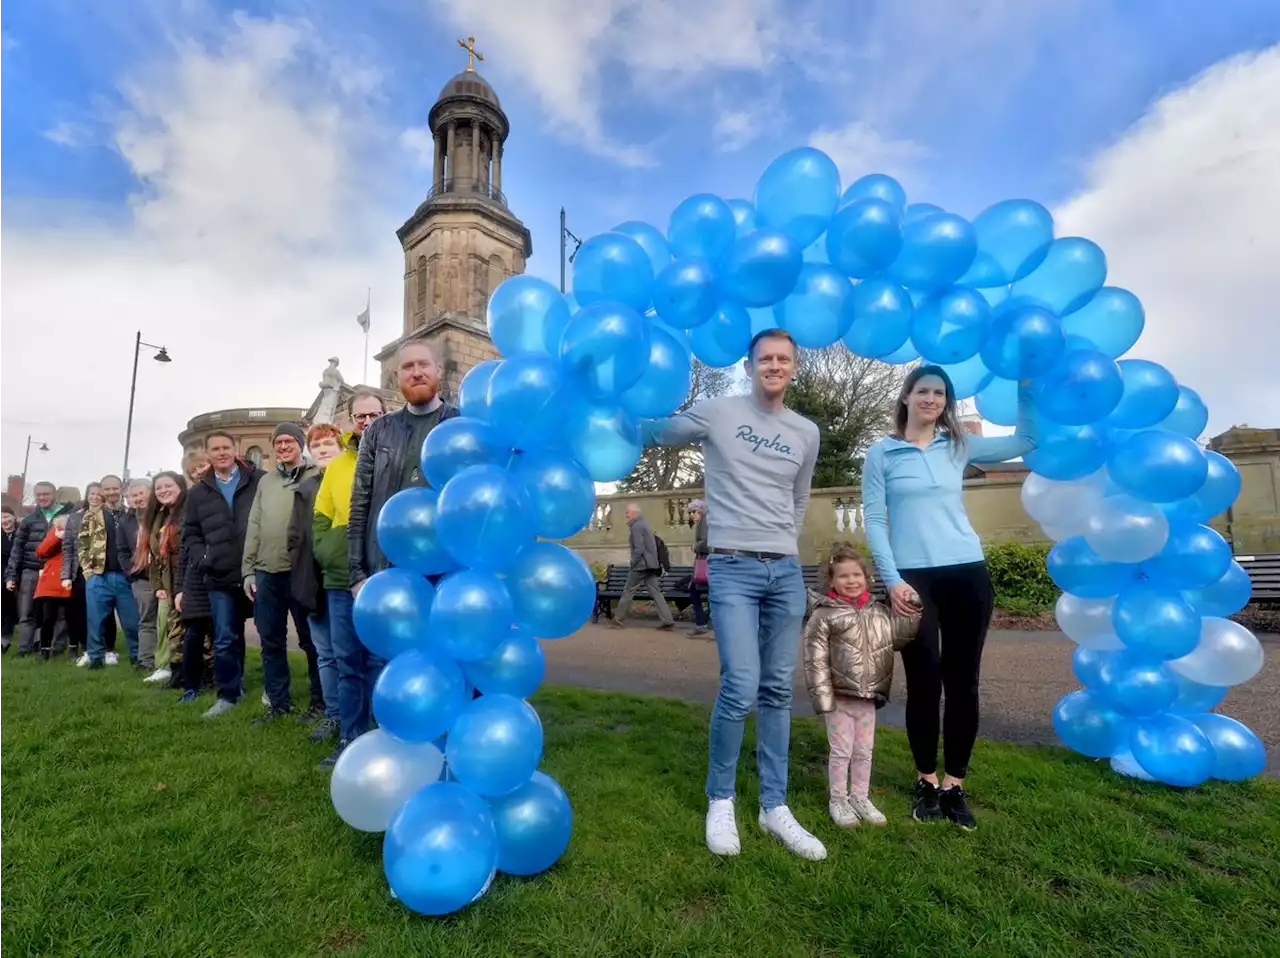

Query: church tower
[375,37,533,397]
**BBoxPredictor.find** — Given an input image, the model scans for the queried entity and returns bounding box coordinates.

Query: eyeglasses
[353,412,382,421]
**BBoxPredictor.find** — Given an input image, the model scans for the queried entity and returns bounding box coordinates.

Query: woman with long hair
[133,471,188,685]
[861,366,1036,831]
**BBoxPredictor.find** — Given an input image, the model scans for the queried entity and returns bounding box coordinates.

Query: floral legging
[824,697,877,800]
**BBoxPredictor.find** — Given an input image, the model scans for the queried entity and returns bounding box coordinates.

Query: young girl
[34,515,73,658]
[803,543,919,828]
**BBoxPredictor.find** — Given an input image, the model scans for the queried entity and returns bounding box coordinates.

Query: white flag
[356,305,370,332]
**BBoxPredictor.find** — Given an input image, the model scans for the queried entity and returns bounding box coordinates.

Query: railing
[426,177,507,206]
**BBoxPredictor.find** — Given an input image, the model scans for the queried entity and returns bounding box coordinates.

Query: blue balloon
[353,569,436,661]
[513,450,596,540]
[774,263,851,348]
[1163,451,1240,524]
[1128,714,1215,787]
[376,487,457,576]
[753,146,840,247]
[465,627,546,699]
[1181,561,1252,618]
[668,193,736,262]
[421,417,505,489]
[887,212,978,290]
[487,353,569,450]
[437,466,533,572]
[383,781,498,916]
[1009,237,1107,315]
[1047,536,1140,599]
[825,198,903,278]
[1110,748,1156,781]
[487,276,572,357]
[690,302,752,367]
[839,173,906,213]
[458,359,499,422]
[447,693,544,797]
[1096,649,1179,715]
[1168,673,1228,715]
[558,301,651,398]
[841,278,912,359]
[1109,430,1208,503]
[566,399,642,483]
[961,199,1054,287]
[1158,385,1209,439]
[373,648,468,743]
[718,230,803,308]
[905,202,944,223]
[1052,689,1126,758]
[509,541,596,638]
[880,338,920,364]
[974,376,1019,427]
[1140,522,1232,590]
[938,353,994,401]
[1107,360,1179,430]
[429,568,514,662]
[571,231,654,313]
[488,771,573,877]
[1071,646,1114,688]
[1191,714,1266,781]
[652,258,718,329]
[611,220,671,279]
[726,198,756,235]
[1060,287,1144,359]
[1032,348,1123,425]
[620,323,692,418]
[1112,584,1200,659]
[980,303,1064,380]
[1024,420,1113,481]
[911,286,992,363]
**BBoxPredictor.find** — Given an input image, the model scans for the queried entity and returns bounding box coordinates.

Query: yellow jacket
[312,432,358,589]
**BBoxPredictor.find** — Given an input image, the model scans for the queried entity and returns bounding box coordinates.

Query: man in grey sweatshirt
[642,327,825,862]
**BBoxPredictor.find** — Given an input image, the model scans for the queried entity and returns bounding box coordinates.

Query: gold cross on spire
[458,35,483,72]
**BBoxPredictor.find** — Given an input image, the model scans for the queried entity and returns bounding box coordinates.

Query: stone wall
[1211,427,1280,552]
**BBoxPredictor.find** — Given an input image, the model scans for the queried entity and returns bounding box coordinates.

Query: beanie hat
[688,499,706,512]
[273,422,306,448]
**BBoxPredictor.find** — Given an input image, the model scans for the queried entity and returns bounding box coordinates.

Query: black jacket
[181,461,265,592]
[288,472,324,615]
[347,402,459,585]
[116,510,147,583]
[5,504,72,583]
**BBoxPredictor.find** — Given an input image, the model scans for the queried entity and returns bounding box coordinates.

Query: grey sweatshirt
[642,395,820,556]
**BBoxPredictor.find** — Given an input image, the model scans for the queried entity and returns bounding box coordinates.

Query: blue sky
[3,0,1279,487]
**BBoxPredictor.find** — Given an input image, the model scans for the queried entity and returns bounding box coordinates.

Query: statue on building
[313,357,347,425]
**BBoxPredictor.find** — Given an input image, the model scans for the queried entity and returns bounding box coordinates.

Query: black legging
[899,561,995,780]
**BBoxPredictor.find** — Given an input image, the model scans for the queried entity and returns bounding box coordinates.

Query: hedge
[984,540,1060,615]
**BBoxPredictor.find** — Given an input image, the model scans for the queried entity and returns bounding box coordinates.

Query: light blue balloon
[880,337,920,364]
[753,146,840,248]
[488,770,573,876]
[1181,561,1251,618]
[962,199,1054,288]
[421,417,504,489]
[373,648,468,743]
[430,568,514,663]
[801,238,828,264]
[620,323,692,418]
[513,450,596,540]
[825,198,903,278]
[774,263,851,348]
[353,569,436,661]
[571,231,654,313]
[911,285,992,363]
[487,353,569,450]
[611,220,671,279]
[376,487,457,576]
[839,173,906,213]
[652,258,718,329]
[1047,536,1140,599]
[383,781,498,916]
[1032,348,1123,425]
[566,400,642,482]
[1168,673,1229,714]
[1024,420,1112,481]
[726,198,756,236]
[1140,522,1231,590]
[464,627,546,699]
[1191,714,1266,781]
[718,230,803,308]
[974,376,1019,427]
[558,301,651,398]
[1071,646,1114,688]
[1128,714,1215,787]
[979,304,1064,380]
[487,276,572,357]
[841,278,912,359]
[1052,689,1125,758]
[1112,584,1200,659]
[1060,287,1144,359]
[1009,237,1107,315]
[458,360,499,422]
[905,202,944,223]
[690,302,752,367]
[939,353,995,400]
[1158,385,1209,439]
[1096,650,1179,715]
[509,541,597,638]
[436,464,535,572]
[447,694,544,797]
[748,307,776,338]
[1107,360,1179,430]
[668,193,736,262]
[887,213,978,291]
[1109,430,1209,504]
[1110,748,1156,781]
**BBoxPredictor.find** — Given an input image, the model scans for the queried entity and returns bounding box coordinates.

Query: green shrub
[985,540,1059,613]
[589,561,609,584]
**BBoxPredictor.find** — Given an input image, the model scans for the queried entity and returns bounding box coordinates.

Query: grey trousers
[133,579,159,669]
[14,569,41,654]
[614,568,674,625]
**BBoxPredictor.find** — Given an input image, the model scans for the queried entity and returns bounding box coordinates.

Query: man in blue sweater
[642,328,825,861]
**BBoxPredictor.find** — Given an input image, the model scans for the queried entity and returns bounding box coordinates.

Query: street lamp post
[20,435,49,504]
[123,331,172,480]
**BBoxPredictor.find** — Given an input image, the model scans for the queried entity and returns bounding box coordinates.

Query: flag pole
[362,287,370,385]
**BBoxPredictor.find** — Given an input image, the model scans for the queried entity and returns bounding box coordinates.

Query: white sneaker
[76,653,90,668]
[261,691,270,707]
[705,798,741,856]
[105,652,120,666]
[143,668,171,685]
[759,805,827,860]
[847,794,887,827]
[829,798,860,828]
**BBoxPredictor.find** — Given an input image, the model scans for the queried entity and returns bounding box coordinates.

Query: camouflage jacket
[76,508,110,578]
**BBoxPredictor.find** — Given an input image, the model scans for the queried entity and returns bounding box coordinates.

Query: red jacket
[35,529,71,599]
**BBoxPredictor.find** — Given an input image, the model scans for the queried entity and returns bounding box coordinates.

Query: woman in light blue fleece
[861,365,1037,831]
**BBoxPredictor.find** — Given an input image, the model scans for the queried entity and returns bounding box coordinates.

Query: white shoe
[143,668,171,685]
[847,794,887,827]
[105,652,120,666]
[76,653,90,668]
[759,805,827,860]
[829,798,860,828]
[261,691,270,707]
[705,798,741,856]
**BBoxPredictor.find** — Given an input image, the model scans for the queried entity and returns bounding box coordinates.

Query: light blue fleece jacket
[861,388,1038,586]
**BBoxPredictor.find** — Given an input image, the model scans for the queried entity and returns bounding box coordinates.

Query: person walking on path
[687,499,711,637]
[604,503,674,631]
[860,365,1037,831]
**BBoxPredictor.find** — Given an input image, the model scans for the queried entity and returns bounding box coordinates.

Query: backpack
[654,535,671,574]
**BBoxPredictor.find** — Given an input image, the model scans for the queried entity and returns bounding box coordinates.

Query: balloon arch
[329,146,1267,916]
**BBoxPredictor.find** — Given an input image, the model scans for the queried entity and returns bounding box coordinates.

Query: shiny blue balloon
[487,276,572,358]
[753,147,840,248]
[421,417,505,489]
[620,323,692,418]
[1112,584,1200,659]
[980,304,1064,379]
[383,781,498,916]
[774,263,851,348]
[1096,650,1179,716]
[487,353,569,450]
[1109,430,1208,503]
[840,173,906,213]
[611,220,671,279]
[905,202,944,223]
[886,212,977,291]
[509,541,596,638]
[691,302,752,367]
[880,338,920,364]
[1071,646,1114,688]
[1052,689,1125,758]
[558,301,651,398]
[938,353,994,401]
[447,693,544,797]
[1024,420,1112,481]
[1032,348,1123,425]
[571,232,654,313]
[353,569,436,661]
[668,193,736,262]
[458,359,499,422]
[1128,714,1215,787]
[1009,237,1107,315]
[1047,536,1139,599]
[465,627,546,699]
[487,770,573,876]
[825,199,903,278]
[1060,287,1144,359]
[726,198,756,235]
[1181,561,1251,618]
[1140,522,1231,590]
[436,465,535,572]
[376,487,457,576]
[513,450,596,540]
[841,278,912,359]
[718,230,803,308]
[566,399,642,482]
[1168,673,1228,714]
[1110,748,1156,781]
[1108,360,1179,430]
[911,285,992,363]
[652,258,717,329]
[961,199,1054,287]
[1191,714,1265,781]
[974,376,1019,427]
[430,568,514,662]
[373,648,468,743]
[1158,385,1209,439]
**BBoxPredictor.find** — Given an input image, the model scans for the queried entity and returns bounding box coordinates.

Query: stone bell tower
[375,36,534,398]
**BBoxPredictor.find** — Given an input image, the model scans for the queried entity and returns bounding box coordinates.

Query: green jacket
[243,462,319,577]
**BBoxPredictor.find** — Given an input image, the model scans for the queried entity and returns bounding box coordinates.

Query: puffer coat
[802,590,919,713]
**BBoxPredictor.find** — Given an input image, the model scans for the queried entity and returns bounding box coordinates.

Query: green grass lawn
[3,654,1278,958]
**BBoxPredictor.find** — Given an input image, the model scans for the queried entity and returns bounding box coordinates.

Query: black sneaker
[939,786,977,831]
[308,717,340,743]
[316,740,349,771]
[252,705,295,726]
[296,705,325,726]
[911,779,944,822]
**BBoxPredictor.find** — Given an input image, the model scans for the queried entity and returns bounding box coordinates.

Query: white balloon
[1041,517,1084,542]
[1055,593,1123,649]
[330,729,444,833]
[1168,617,1265,687]
[1084,493,1170,563]
[1021,471,1105,529]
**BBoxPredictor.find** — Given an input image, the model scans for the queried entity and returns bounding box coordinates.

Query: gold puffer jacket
[802,590,920,713]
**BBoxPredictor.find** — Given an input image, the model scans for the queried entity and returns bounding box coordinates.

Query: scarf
[827,589,870,609]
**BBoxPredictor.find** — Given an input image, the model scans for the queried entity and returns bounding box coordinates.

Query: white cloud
[810,121,930,190]
[43,121,92,149]
[712,109,761,153]
[1055,45,1280,438]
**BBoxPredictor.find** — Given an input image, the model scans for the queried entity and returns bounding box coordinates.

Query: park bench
[1234,553,1280,605]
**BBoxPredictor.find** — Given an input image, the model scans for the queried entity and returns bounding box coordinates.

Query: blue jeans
[209,588,247,702]
[254,570,313,710]
[705,554,806,811]
[328,588,384,743]
[309,610,340,720]
[85,572,140,664]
